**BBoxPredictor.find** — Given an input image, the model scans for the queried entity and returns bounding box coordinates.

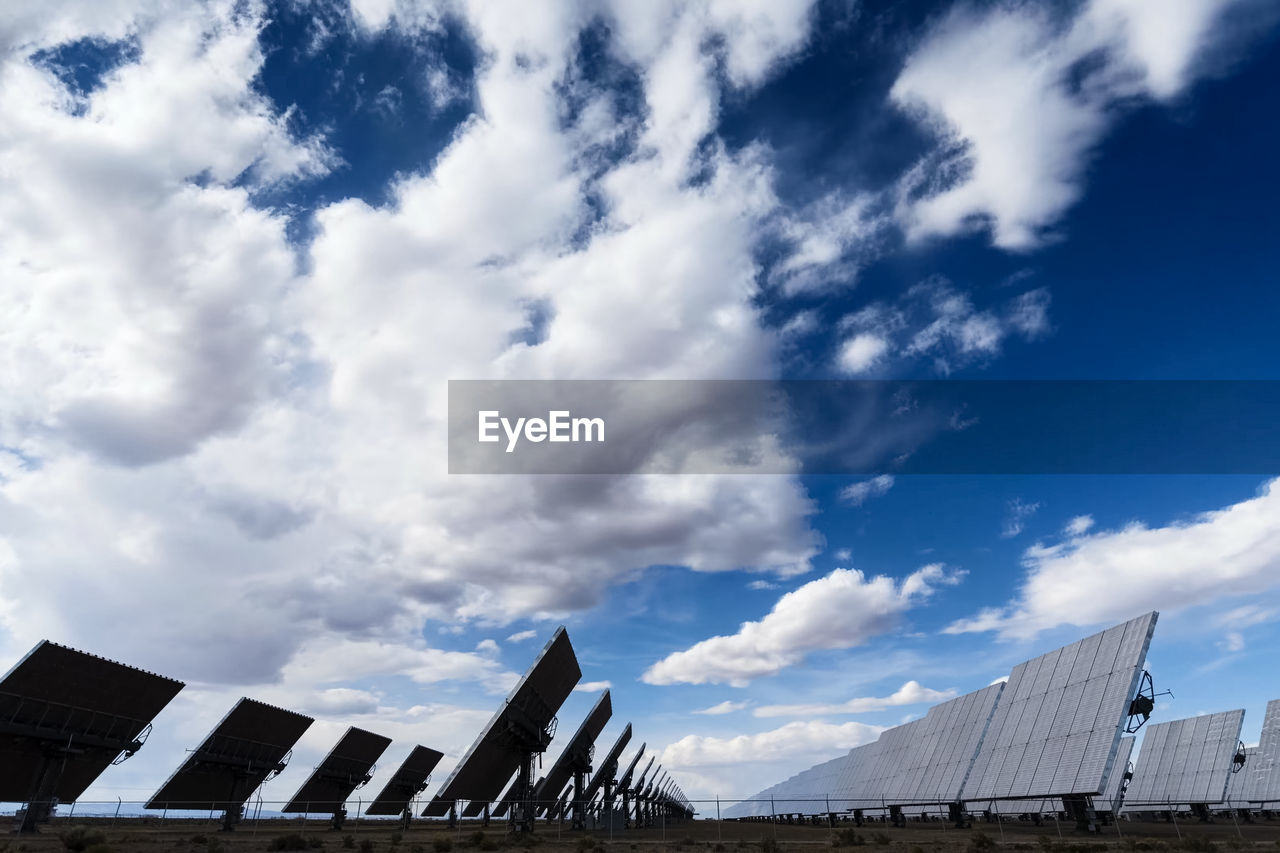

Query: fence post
[717,797,722,844]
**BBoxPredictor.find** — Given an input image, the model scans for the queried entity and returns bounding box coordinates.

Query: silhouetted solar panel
[533,690,612,814]
[616,743,646,791]
[0,640,184,829]
[423,627,581,816]
[365,745,445,816]
[282,726,392,813]
[146,698,313,812]
[581,723,632,805]
[486,773,522,818]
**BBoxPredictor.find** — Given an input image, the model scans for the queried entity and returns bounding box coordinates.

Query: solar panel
[961,611,1157,801]
[423,627,581,819]
[282,726,393,816]
[1226,746,1255,806]
[616,743,646,791]
[0,640,184,830]
[1249,698,1280,804]
[1097,736,1133,812]
[580,723,632,806]
[880,682,1006,806]
[532,690,612,817]
[365,745,445,816]
[486,773,522,818]
[1125,710,1245,809]
[146,698,313,821]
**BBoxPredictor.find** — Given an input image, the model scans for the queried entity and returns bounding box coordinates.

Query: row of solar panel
[724,612,1159,818]
[729,610,1280,820]
[0,628,692,825]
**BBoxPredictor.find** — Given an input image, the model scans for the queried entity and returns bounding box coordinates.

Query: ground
[3,816,1280,853]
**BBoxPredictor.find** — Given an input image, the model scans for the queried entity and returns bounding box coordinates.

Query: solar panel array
[0,641,185,803]
[283,726,393,812]
[1125,710,1245,809]
[1099,736,1134,812]
[533,689,613,813]
[1226,746,1256,805]
[728,613,1158,819]
[424,627,582,816]
[0,629,704,831]
[147,698,314,810]
[365,745,445,816]
[581,723,632,806]
[1248,698,1280,804]
[870,683,1007,806]
[964,612,1156,801]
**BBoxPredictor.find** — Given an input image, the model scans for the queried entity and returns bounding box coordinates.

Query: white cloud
[660,719,883,767]
[1215,605,1278,629]
[1001,498,1040,538]
[839,279,1050,375]
[839,475,895,507]
[836,333,890,374]
[945,479,1280,638]
[1220,631,1245,653]
[642,564,963,686]
[506,629,538,643]
[574,680,612,693]
[753,680,956,718]
[833,548,852,562]
[891,0,1243,250]
[747,579,779,590]
[0,0,830,694]
[1064,515,1095,536]
[475,638,500,654]
[693,700,749,716]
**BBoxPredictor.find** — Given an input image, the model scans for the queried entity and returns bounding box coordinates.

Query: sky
[1,0,1280,813]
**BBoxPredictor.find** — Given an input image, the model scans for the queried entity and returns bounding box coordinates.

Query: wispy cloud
[573,680,612,693]
[693,700,750,716]
[839,475,895,506]
[753,680,956,718]
[1001,498,1040,538]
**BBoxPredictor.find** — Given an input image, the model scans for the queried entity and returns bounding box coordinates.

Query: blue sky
[1,0,1279,809]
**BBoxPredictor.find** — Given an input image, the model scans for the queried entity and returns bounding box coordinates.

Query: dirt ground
[4,815,1280,853]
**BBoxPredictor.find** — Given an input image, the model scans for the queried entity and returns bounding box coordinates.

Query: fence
[1,796,1278,842]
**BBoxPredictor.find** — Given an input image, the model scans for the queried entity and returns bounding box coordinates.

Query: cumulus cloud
[0,0,832,697]
[839,475,895,506]
[891,0,1246,250]
[837,334,890,375]
[945,479,1280,638]
[642,564,964,686]
[660,719,883,767]
[747,579,779,590]
[752,680,956,718]
[694,700,750,716]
